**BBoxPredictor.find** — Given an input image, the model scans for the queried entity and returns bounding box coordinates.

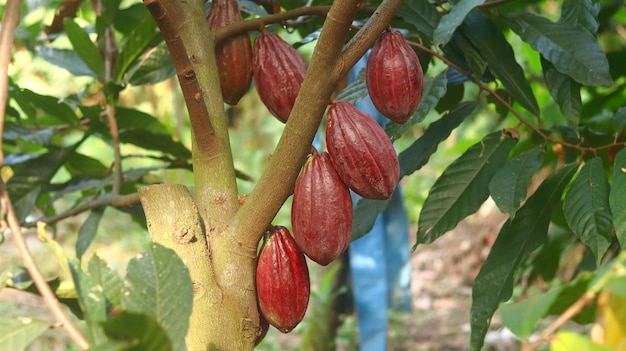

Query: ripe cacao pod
[366,29,424,124]
[326,100,399,200]
[292,150,352,266]
[253,32,307,123]
[206,0,253,105]
[256,226,310,333]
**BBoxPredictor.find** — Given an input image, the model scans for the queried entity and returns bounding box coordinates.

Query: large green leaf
[563,157,613,266]
[116,107,169,133]
[76,208,106,258]
[352,102,474,242]
[122,243,193,351]
[10,87,78,125]
[470,163,578,351]
[0,317,51,351]
[113,13,160,83]
[500,287,561,338]
[128,43,175,86]
[541,57,582,126]
[560,0,600,35]
[610,149,626,248]
[433,0,485,46]
[336,68,367,105]
[506,12,613,86]
[119,130,191,159]
[73,265,108,345]
[3,123,54,145]
[386,73,448,142]
[399,0,441,40]
[416,130,517,246]
[461,10,540,115]
[88,255,124,308]
[488,147,544,219]
[99,311,172,351]
[63,18,105,78]
[7,141,83,222]
[37,47,98,78]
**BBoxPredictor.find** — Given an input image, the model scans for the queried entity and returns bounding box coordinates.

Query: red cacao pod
[326,100,399,200]
[292,150,352,266]
[206,0,253,105]
[253,32,307,123]
[256,226,310,333]
[366,29,424,124]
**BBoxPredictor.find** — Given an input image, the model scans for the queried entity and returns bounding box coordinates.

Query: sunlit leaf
[489,147,544,219]
[610,148,626,248]
[122,243,192,351]
[63,18,105,78]
[500,287,561,338]
[0,317,51,351]
[470,164,578,351]
[596,289,626,350]
[563,157,613,266]
[433,0,485,46]
[417,130,517,246]
[507,12,613,86]
[551,331,613,351]
[73,266,108,345]
[462,11,539,115]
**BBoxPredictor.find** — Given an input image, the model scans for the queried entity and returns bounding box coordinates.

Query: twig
[407,40,626,155]
[21,192,140,228]
[0,0,22,166]
[1,181,90,350]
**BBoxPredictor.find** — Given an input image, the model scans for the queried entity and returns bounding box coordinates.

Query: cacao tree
[0,0,625,350]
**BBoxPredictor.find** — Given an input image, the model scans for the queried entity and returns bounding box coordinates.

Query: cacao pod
[292,150,352,266]
[206,0,253,105]
[326,100,399,200]
[253,32,307,123]
[256,226,310,333]
[254,314,269,346]
[366,29,424,124]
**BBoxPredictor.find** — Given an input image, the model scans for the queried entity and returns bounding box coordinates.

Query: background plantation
[1,0,626,350]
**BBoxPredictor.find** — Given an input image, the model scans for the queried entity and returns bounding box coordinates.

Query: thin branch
[0,0,22,166]
[21,193,140,228]
[408,40,626,154]
[1,181,90,350]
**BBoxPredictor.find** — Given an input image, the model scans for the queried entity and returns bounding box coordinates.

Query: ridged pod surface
[366,29,424,124]
[292,150,352,266]
[326,100,399,200]
[253,32,307,123]
[206,0,253,105]
[256,226,310,333]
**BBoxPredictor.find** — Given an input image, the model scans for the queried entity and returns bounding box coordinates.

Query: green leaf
[461,10,540,115]
[119,130,191,159]
[0,317,51,351]
[489,147,544,219]
[560,0,600,35]
[113,14,160,82]
[500,287,561,338]
[128,43,175,86]
[433,0,485,46]
[470,163,578,351]
[65,152,109,178]
[88,254,124,307]
[613,106,626,131]
[546,271,596,324]
[335,68,367,105]
[10,87,78,125]
[115,107,169,133]
[399,0,441,40]
[73,266,108,345]
[352,102,473,242]
[101,311,172,351]
[542,56,582,127]
[3,123,54,145]
[63,18,105,78]
[7,142,83,222]
[563,157,613,266]
[386,73,448,142]
[551,331,613,351]
[76,208,106,258]
[610,149,626,248]
[506,12,613,86]
[122,243,192,351]
[416,130,517,246]
[37,47,98,77]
